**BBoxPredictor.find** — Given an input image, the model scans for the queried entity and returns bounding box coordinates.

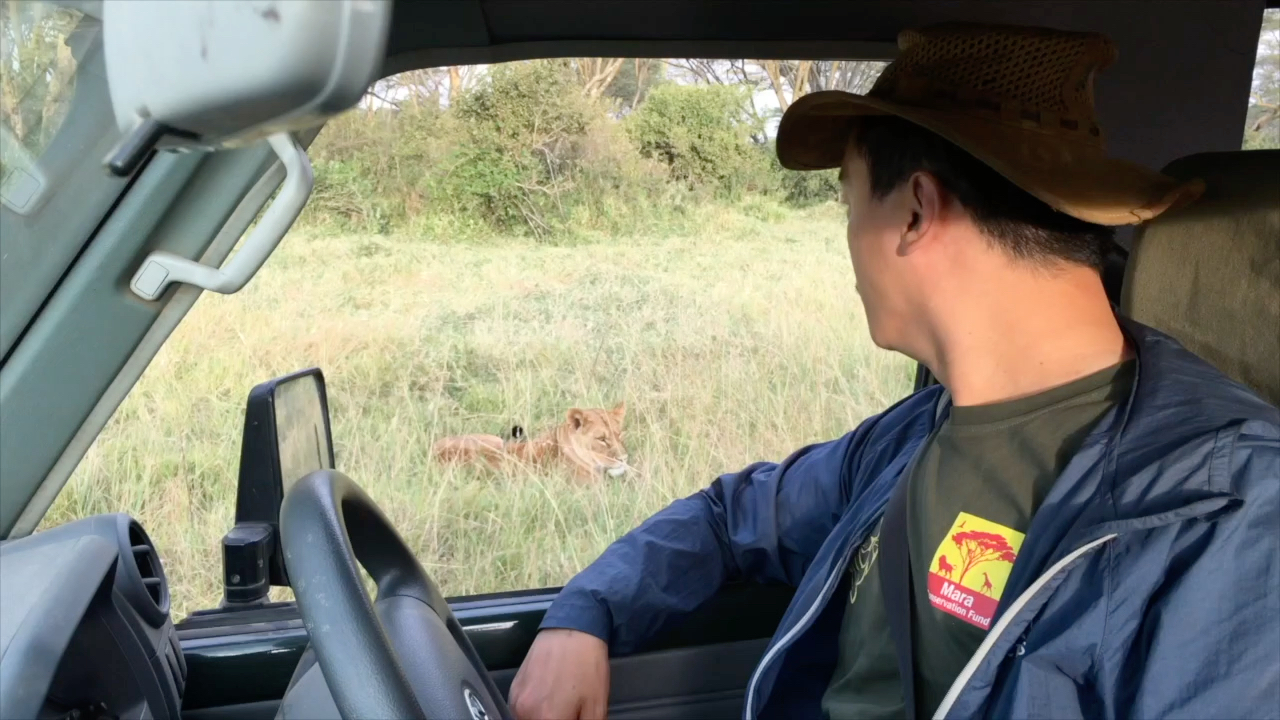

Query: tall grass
[43,203,914,619]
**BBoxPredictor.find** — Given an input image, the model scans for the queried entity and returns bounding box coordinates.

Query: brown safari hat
[776,23,1205,225]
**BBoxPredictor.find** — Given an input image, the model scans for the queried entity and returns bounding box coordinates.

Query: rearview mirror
[223,368,335,605]
[102,0,390,154]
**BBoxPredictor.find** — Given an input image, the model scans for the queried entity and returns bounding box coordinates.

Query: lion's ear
[567,408,586,429]
[611,401,626,424]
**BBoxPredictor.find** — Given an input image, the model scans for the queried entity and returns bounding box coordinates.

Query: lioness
[433,403,629,481]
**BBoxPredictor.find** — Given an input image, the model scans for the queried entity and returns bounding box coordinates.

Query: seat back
[1121,150,1280,406]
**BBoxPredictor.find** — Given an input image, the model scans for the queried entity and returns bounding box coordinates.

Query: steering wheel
[280,469,513,720]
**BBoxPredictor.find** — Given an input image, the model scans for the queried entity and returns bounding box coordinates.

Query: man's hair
[846,116,1115,271]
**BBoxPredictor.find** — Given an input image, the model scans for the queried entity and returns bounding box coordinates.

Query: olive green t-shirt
[822,360,1134,720]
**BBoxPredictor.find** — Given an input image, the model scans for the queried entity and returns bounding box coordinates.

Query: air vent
[128,521,168,612]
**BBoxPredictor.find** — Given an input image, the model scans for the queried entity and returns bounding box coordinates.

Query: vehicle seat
[1121,149,1280,406]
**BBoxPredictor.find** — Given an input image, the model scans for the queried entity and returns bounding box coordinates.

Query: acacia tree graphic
[951,530,1017,586]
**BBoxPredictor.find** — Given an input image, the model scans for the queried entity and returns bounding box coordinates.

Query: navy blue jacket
[540,319,1280,719]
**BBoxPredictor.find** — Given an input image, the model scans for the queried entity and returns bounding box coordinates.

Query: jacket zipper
[743,393,948,719]
[931,533,1119,719]
[742,538,860,720]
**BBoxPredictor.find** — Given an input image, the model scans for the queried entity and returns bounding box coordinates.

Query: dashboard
[0,514,186,720]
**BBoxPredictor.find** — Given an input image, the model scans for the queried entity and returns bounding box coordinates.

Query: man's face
[840,146,918,353]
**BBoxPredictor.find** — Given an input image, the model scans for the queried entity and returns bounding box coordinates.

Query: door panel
[182,700,279,720]
[488,639,768,720]
[183,640,768,720]
[178,582,793,717]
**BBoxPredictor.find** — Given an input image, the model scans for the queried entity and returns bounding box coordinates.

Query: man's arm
[508,389,938,719]
[539,425,872,654]
[510,438,859,720]
[1124,430,1280,718]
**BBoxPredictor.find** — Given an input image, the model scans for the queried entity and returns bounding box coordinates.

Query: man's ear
[567,408,585,429]
[611,401,626,424]
[899,171,944,256]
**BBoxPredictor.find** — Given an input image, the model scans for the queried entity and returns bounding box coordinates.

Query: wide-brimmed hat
[776,23,1205,225]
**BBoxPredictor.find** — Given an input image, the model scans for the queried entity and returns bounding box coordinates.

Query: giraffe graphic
[981,572,994,596]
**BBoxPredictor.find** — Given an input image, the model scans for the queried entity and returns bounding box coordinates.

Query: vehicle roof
[384,0,1270,201]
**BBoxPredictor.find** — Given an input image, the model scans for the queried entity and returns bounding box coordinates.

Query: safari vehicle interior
[0,1,1276,719]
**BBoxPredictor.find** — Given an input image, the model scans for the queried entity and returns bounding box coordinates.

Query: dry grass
[42,203,915,619]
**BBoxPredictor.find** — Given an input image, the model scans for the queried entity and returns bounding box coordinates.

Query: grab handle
[129,132,313,301]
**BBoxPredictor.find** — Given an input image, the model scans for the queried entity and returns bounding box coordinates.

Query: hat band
[871,75,1104,145]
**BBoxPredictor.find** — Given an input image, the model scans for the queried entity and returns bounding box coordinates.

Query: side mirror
[223,368,335,606]
[101,0,390,168]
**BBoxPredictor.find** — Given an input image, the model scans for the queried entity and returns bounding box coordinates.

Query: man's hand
[509,628,610,720]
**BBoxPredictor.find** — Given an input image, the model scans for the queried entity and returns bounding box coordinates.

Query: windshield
[0,1,127,357]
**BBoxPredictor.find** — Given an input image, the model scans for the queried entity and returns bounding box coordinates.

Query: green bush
[448,61,589,236]
[626,83,770,199]
[303,103,460,234]
[296,61,842,241]
[564,113,696,240]
[778,163,841,207]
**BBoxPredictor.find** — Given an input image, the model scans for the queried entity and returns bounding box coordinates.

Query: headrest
[1122,150,1280,406]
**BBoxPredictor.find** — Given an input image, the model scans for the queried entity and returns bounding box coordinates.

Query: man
[509,23,1280,720]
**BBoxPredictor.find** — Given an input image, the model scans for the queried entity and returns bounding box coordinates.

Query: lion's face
[558,402,629,478]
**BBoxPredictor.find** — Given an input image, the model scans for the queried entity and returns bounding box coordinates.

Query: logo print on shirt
[926,512,1025,630]
[847,530,880,605]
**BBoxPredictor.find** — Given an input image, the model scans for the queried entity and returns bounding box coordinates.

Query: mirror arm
[103,116,181,178]
[128,132,313,301]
